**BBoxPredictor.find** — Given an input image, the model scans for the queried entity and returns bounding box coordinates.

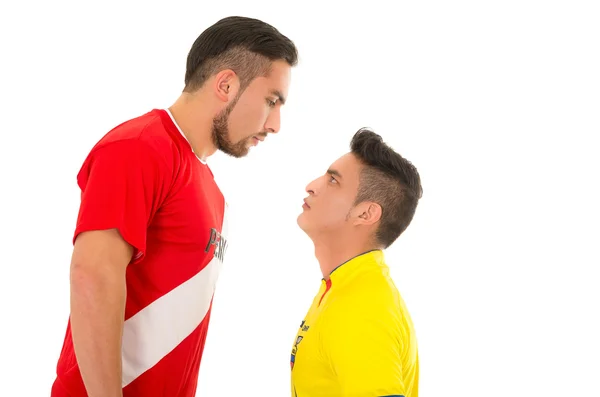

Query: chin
[296,212,308,231]
[219,145,250,159]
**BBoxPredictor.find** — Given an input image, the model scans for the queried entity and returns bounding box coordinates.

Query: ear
[213,69,240,103]
[353,202,382,226]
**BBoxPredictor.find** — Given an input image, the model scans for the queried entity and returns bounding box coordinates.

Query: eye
[266,98,277,108]
[328,175,338,184]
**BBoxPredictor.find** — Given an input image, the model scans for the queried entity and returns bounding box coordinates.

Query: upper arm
[73,138,170,266]
[71,228,132,278]
[323,301,406,397]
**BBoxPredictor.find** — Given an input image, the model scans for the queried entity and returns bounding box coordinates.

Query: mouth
[251,135,265,146]
[302,199,311,209]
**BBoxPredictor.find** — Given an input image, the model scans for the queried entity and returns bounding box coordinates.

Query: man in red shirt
[51,16,298,397]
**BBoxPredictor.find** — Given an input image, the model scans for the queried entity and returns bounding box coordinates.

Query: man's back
[291,250,419,397]
[52,109,229,397]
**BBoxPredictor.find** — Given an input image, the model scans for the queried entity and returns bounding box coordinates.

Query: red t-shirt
[51,109,228,397]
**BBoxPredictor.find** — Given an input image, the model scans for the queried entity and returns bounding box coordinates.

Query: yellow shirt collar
[327,249,386,281]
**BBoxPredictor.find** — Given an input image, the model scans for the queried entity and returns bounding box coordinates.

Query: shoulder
[324,273,404,330]
[345,268,401,303]
[82,110,182,171]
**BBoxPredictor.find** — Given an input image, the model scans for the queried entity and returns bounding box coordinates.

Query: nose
[305,177,320,196]
[264,107,281,134]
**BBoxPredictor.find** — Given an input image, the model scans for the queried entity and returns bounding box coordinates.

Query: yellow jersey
[290,250,418,397]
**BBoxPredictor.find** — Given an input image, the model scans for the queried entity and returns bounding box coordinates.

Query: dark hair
[351,128,423,248]
[183,16,298,92]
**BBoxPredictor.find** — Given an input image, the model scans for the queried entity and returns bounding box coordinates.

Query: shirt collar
[327,249,386,282]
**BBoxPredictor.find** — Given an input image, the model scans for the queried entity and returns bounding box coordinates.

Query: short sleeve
[322,302,406,397]
[73,139,169,264]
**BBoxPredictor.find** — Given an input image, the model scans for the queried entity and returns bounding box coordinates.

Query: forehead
[252,60,291,96]
[330,153,362,185]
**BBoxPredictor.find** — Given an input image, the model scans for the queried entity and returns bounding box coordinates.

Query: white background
[1,0,599,396]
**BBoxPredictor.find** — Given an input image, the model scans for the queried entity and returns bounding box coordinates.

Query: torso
[290,250,419,397]
[53,109,229,397]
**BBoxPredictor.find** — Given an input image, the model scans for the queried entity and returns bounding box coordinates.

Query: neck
[168,92,218,161]
[312,235,378,279]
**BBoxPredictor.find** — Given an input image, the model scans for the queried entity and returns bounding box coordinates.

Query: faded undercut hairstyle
[351,128,423,249]
[183,16,298,93]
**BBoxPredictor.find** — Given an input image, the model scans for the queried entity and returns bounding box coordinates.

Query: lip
[303,199,311,209]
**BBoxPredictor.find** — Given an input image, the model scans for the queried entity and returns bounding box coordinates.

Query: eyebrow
[327,169,343,179]
[271,89,286,105]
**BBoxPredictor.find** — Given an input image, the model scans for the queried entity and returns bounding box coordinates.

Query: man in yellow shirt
[291,128,422,397]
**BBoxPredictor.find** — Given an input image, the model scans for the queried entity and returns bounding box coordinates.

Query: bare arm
[70,228,133,397]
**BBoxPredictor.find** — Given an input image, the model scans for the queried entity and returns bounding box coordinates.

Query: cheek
[230,98,268,134]
[320,195,352,222]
